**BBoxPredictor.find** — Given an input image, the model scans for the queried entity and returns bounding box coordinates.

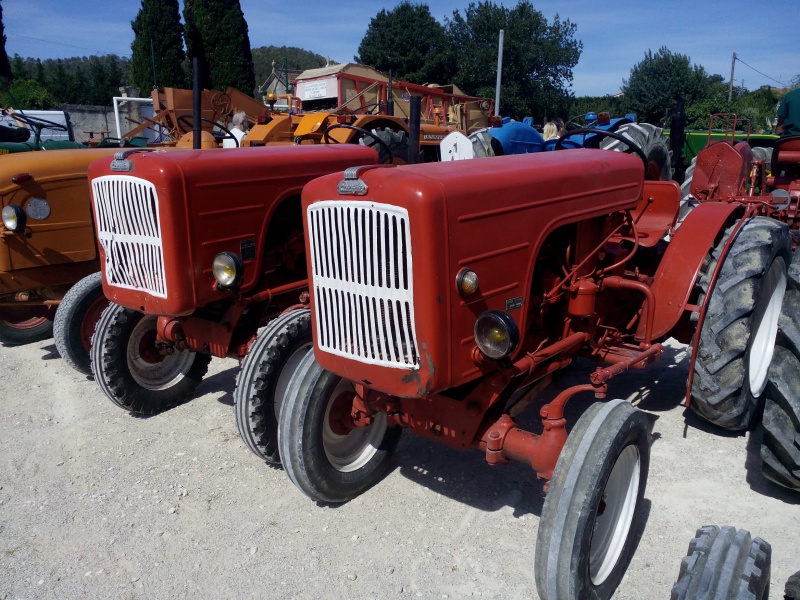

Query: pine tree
[183,0,255,95]
[130,0,187,93]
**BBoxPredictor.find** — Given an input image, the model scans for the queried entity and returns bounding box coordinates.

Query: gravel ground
[1,337,798,599]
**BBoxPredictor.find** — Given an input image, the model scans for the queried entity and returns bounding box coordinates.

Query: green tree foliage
[567,95,627,124]
[0,79,57,109]
[131,0,187,92]
[622,47,717,124]
[356,2,454,84]
[446,1,582,120]
[0,2,11,82]
[183,0,255,95]
[251,45,327,87]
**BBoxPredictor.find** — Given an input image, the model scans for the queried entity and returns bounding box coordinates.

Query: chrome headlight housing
[474,310,519,360]
[212,251,244,289]
[2,204,26,233]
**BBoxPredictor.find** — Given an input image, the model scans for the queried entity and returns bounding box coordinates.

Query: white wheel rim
[590,444,640,585]
[273,343,312,419]
[748,258,787,397]
[127,315,195,390]
[322,379,386,473]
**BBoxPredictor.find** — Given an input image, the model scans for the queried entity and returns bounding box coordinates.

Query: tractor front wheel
[234,308,312,464]
[90,303,211,414]
[690,217,791,430]
[53,272,109,374]
[534,399,650,600]
[278,352,402,503]
[671,525,771,600]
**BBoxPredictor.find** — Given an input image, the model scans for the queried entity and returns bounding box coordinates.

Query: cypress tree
[183,0,255,95]
[130,0,187,93]
[0,2,12,83]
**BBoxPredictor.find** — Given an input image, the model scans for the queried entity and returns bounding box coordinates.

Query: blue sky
[4,0,797,97]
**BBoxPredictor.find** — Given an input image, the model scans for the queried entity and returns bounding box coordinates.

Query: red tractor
[246,145,790,600]
[84,143,378,419]
[682,134,800,491]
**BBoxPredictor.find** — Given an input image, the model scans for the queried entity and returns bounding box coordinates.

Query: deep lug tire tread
[599,122,673,180]
[234,308,312,463]
[760,247,800,490]
[534,399,651,600]
[278,351,402,503]
[359,127,408,164]
[671,525,771,600]
[53,272,107,374]
[691,217,791,430]
[90,303,211,414]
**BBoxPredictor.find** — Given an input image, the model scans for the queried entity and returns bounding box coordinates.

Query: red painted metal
[635,201,742,342]
[304,149,645,398]
[88,143,379,359]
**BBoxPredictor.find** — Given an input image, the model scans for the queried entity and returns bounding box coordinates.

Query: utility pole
[728,52,736,102]
[494,30,504,117]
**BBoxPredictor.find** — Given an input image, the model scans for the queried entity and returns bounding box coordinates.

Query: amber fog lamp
[2,204,26,233]
[474,310,519,360]
[212,252,243,289]
[456,268,479,297]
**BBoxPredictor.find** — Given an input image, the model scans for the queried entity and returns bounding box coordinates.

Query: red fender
[635,201,742,343]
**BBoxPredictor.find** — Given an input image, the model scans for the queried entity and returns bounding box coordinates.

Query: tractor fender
[635,201,742,342]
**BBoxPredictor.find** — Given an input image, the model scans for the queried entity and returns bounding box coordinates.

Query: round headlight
[2,204,26,233]
[456,268,479,297]
[212,252,243,289]
[474,310,519,360]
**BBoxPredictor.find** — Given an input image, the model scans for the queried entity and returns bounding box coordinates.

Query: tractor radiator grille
[307,201,419,369]
[91,175,167,298]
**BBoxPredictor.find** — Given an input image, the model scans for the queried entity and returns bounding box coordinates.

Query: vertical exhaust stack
[408,96,421,164]
[192,57,202,150]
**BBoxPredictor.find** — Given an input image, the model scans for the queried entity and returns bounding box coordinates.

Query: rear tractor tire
[234,308,312,464]
[358,127,408,164]
[690,217,791,430]
[534,399,651,600]
[278,351,402,503]
[90,303,211,415]
[760,249,800,491]
[599,123,673,181]
[671,525,771,600]
[53,272,109,374]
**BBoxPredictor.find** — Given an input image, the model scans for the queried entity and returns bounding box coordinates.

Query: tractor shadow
[391,345,688,520]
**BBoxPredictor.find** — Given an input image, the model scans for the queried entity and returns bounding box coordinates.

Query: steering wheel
[176,115,239,147]
[6,111,68,132]
[211,92,233,116]
[554,128,648,168]
[353,102,384,115]
[323,124,395,164]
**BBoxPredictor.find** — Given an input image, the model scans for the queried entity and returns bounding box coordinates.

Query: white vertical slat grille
[308,200,419,369]
[91,175,167,298]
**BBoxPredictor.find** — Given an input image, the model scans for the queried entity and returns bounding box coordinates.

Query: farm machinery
[265,142,789,600]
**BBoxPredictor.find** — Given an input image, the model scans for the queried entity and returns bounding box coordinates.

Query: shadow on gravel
[196,368,238,405]
[40,343,60,361]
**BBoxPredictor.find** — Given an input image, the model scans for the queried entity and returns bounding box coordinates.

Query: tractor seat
[771,136,800,174]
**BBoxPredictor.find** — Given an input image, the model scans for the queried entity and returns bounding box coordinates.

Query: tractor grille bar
[307,201,419,369]
[91,175,167,298]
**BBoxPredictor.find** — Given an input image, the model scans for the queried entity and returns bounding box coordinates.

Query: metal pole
[728,52,736,102]
[494,30,504,117]
[408,96,421,164]
[387,70,394,117]
[192,57,202,150]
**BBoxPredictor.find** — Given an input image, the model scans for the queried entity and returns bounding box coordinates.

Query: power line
[734,55,787,87]
[8,33,130,58]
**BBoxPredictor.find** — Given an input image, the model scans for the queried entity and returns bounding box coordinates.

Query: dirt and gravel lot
[1,337,797,599]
